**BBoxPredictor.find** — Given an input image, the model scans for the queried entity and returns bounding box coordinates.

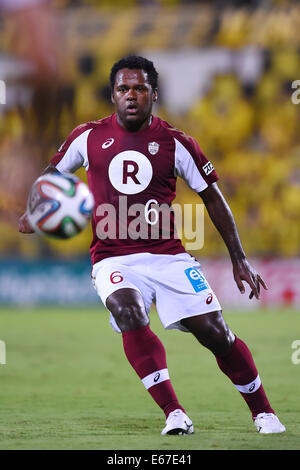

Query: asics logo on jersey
[102,138,114,149]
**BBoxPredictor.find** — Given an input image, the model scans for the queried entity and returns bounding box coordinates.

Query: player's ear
[153,89,158,103]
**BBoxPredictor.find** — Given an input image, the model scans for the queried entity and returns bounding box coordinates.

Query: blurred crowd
[0,0,299,259]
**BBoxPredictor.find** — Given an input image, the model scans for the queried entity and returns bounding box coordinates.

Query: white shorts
[92,252,222,333]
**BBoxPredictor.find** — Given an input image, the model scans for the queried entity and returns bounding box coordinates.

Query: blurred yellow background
[0,0,299,259]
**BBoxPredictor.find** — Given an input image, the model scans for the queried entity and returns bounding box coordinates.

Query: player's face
[112,68,157,132]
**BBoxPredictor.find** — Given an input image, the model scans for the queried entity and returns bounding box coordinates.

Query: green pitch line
[0,307,299,450]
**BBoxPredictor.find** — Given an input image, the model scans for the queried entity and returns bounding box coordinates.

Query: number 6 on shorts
[110,271,124,284]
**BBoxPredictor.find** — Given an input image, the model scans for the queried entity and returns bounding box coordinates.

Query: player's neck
[116,114,153,132]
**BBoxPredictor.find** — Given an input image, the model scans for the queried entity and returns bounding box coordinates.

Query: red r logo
[123,160,141,185]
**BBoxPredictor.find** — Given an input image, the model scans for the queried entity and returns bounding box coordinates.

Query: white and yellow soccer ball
[27,172,94,239]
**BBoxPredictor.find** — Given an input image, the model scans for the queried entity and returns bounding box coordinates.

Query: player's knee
[182,310,235,356]
[194,325,233,356]
[106,289,149,332]
[209,323,235,356]
[113,303,149,331]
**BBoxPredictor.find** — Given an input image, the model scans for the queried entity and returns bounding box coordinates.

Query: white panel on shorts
[56,128,92,173]
[174,138,208,193]
[92,261,149,307]
[92,253,222,334]
[92,257,155,334]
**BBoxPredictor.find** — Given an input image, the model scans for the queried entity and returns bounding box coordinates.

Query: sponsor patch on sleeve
[202,161,214,176]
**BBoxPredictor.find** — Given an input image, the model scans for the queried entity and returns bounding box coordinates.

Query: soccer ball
[27,172,94,239]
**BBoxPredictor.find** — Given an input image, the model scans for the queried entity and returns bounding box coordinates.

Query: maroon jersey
[51,114,218,265]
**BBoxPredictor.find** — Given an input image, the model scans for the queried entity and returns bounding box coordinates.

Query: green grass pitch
[0,307,299,450]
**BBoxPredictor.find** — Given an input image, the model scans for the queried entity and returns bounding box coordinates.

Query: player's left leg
[181,311,286,433]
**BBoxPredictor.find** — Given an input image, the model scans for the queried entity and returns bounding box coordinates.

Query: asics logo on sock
[142,368,169,389]
[234,375,261,394]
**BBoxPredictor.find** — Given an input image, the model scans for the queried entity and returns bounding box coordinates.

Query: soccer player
[19,55,285,435]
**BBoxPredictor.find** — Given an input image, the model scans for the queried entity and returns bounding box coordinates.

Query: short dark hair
[110,55,159,92]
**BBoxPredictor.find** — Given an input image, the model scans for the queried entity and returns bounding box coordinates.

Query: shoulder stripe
[174,138,208,192]
[56,128,92,173]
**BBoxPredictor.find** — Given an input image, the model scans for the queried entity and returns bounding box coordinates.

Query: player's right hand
[18,212,34,233]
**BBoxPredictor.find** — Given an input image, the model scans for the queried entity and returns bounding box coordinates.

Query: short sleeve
[51,124,93,173]
[174,136,218,192]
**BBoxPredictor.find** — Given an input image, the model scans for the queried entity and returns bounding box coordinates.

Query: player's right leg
[92,260,192,435]
[107,288,193,435]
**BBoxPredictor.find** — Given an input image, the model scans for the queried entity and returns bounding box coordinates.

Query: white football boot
[254,413,286,434]
[161,409,194,435]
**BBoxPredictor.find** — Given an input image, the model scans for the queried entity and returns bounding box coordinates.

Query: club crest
[148,141,159,155]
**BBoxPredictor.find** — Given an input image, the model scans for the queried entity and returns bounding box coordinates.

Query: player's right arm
[18,123,93,234]
[18,212,35,233]
[18,164,59,233]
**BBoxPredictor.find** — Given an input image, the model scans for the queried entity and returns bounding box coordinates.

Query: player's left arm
[198,182,268,300]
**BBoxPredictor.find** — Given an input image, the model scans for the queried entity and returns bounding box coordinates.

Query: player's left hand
[232,258,268,300]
